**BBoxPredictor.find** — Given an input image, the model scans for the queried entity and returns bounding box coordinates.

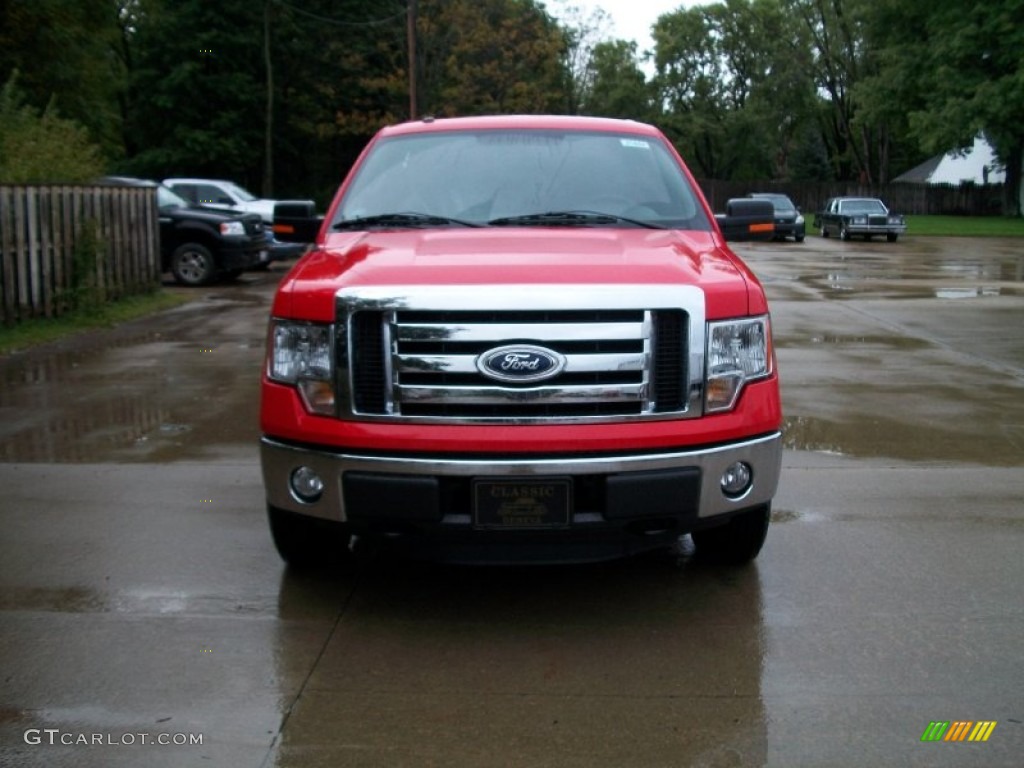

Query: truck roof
[378,114,660,138]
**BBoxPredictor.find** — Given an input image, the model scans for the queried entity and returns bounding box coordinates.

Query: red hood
[272,228,761,321]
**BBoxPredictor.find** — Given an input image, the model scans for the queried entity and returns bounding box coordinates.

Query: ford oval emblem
[477,345,567,383]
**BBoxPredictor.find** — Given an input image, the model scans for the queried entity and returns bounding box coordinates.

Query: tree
[552,2,614,115]
[846,0,932,183]
[0,73,105,182]
[417,0,569,117]
[903,0,1023,215]
[0,0,124,159]
[121,0,267,183]
[653,0,817,180]
[653,6,731,176]
[582,40,655,121]
[786,0,873,181]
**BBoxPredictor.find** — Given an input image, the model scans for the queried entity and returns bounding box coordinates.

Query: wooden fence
[0,185,161,326]
[698,179,1006,218]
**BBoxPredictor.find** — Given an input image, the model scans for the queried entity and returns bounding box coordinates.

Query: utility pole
[407,0,418,119]
[263,0,274,195]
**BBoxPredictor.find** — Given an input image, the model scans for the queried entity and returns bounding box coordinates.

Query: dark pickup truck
[99,177,269,285]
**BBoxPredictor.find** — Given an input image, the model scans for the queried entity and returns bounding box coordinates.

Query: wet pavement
[1,239,1022,767]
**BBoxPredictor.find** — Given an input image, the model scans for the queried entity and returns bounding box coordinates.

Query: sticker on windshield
[620,139,651,150]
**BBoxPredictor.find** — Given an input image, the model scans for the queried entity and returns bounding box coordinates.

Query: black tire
[171,243,217,286]
[795,233,805,243]
[819,224,829,238]
[840,225,851,242]
[886,233,898,242]
[268,504,353,570]
[221,269,244,281]
[692,504,770,565]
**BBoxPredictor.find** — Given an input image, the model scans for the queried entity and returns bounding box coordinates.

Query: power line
[269,0,406,27]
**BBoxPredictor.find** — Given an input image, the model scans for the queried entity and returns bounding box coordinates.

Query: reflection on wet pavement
[0,281,274,462]
[738,236,1024,465]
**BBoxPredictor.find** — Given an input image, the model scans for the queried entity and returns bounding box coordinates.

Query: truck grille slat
[397,321,646,343]
[397,382,648,405]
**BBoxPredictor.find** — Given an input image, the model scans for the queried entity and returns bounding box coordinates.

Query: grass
[0,289,193,356]
[905,215,1024,237]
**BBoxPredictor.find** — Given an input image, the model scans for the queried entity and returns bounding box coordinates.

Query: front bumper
[774,219,805,239]
[846,223,906,236]
[217,239,266,270]
[261,431,782,556]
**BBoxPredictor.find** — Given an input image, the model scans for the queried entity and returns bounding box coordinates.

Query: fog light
[290,466,324,503]
[720,462,753,498]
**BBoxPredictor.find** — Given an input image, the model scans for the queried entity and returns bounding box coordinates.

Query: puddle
[770,508,800,523]
[935,287,1004,299]
[787,249,1023,301]
[775,333,931,350]
[0,290,269,462]
[782,414,1024,466]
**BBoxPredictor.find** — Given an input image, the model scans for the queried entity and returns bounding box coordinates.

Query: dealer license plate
[473,478,571,529]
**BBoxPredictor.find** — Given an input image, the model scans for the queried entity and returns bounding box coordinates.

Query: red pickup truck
[261,115,781,567]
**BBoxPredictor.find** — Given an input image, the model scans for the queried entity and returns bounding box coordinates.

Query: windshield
[754,194,796,213]
[333,129,711,230]
[157,184,191,209]
[840,199,887,215]
[225,182,258,202]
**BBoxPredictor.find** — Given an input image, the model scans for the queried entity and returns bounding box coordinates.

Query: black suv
[98,177,269,285]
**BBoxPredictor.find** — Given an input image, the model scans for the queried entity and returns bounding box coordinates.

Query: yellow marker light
[299,379,336,415]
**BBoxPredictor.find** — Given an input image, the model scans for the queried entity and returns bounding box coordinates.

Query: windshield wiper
[487,210,665,229]
[333,212,481,230]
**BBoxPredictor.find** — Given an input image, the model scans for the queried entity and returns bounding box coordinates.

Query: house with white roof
[894,135,1005,186]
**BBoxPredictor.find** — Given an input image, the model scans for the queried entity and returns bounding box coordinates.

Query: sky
[548,0,702,58]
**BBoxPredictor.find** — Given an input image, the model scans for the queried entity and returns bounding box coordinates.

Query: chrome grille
[336,285,706,424]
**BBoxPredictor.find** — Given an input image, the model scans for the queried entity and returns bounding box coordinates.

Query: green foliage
[0,73,106,183]
[0,0,124,158]
[418,0,569,116]
[121,0,268,182]
[64,219,105,313]
[582,40,655,120]
[904,0,1023,215]
[653,0,817,180]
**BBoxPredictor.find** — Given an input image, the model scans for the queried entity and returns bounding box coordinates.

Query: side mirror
[273,200,321,243]
[716,199,775,242]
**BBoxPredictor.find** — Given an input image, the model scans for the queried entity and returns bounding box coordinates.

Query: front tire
[887,233,899,242]
[840,225,851,241]
[171,243,217,286]
[692,504,770,565]
[268,504,353,570]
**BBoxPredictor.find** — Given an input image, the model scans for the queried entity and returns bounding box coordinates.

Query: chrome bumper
[261,432,782,525]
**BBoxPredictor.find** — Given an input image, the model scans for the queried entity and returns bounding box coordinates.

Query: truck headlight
[267,320,335,415]
[219,221,246,236]
[705,316,771,412]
